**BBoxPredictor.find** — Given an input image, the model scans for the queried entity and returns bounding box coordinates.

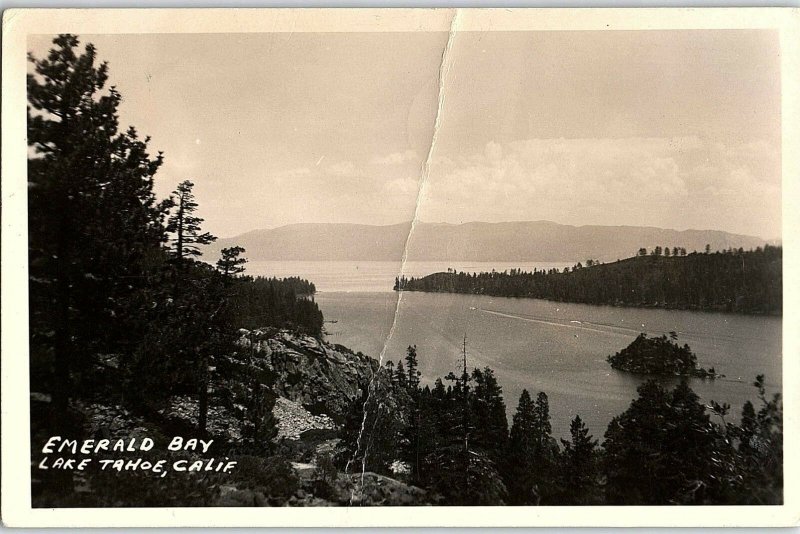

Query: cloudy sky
[29,30,782,239]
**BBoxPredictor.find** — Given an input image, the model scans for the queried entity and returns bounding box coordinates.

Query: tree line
[27,34,323,435]
[395,245,782,314]
[337,344,782,505]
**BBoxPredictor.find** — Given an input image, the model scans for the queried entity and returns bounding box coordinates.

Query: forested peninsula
[395,246,782,315]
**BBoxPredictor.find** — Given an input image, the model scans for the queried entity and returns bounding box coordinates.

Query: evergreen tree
[337,378,404,475]
[28,34,169,415]
[247,381,278,454]
[217,246,247,277]
[405,345,421,392]
[505,390,539,504]
[471,367,508,462]
[430,446,507,505]
[533,392,552,450]
[558,415,599,504]
[504,389,559,504]
[166,180,216,263]
[395,360,408,390]
[138,263,233,432]
[432,378,446,399]
[731,375,783,504]
[603,379,727,504]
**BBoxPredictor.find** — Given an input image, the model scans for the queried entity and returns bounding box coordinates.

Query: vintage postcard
[2,7,799,527]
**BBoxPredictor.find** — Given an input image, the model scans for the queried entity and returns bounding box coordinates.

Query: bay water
[249,260,782,439]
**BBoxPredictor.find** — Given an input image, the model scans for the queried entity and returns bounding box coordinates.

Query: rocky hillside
[31,328,428,507]
[232,328,378,421]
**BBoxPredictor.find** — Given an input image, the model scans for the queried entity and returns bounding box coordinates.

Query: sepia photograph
[2,7,799,528]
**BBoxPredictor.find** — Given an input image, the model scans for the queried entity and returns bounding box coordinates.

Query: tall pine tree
[28,34,169,415]
[167,180,216,264]
[505,389,558,504]
[557,415,599,504]
[506,389,539,504]
[471,367,508,462]
[405,345,421,392]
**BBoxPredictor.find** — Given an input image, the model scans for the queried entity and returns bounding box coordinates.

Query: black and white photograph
[2,7,798,527]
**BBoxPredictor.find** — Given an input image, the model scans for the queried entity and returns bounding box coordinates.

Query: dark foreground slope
[397,246,782,315]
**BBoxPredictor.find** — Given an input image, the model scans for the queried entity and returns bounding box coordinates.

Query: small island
[607,333,721,379]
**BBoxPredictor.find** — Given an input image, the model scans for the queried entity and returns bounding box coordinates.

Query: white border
[2,7,799,527]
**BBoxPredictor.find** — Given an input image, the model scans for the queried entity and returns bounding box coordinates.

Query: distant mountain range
[205,221,774,263]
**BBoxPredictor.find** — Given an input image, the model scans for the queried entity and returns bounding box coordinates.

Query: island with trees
[394,244,782,315]
[607,333,721,379]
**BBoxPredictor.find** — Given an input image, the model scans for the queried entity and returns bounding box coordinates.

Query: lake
[249,261,783,440]
[247,260,575,293]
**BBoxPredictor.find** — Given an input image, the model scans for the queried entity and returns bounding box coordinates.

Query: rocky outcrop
[159,395,244,441]
[233,328,378,421]
[76,401,151,442]
[273,397,336,440]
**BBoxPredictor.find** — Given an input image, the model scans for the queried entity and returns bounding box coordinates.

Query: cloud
[370,150,419,166]
[484,140,503,163]
[326,160,359,176]
[268,166,313,186]
[384,176,420,195]
[419,136,780,237]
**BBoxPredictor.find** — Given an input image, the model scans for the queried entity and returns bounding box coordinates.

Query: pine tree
[248,381,278,454]
[28,34,169,416]
[558,415,599,504]
[603,379,726,504]
[337,379,404,475]
[731,375,783,504]
[432,378,446,399]
[405,387,444,487]
[504,389,559,504]
[471,367,508,462]
[217,246,247,277]
[533,392,553,451]
[405,345,421,392]
[506,389,539,504]
[395,360,408,390]
[167,180,216,263]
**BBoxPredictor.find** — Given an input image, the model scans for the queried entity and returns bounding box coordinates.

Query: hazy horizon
[29,30,783,242]
[226,219,779,242]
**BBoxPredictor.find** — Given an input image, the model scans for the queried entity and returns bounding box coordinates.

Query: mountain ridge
[205,221,773,263]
